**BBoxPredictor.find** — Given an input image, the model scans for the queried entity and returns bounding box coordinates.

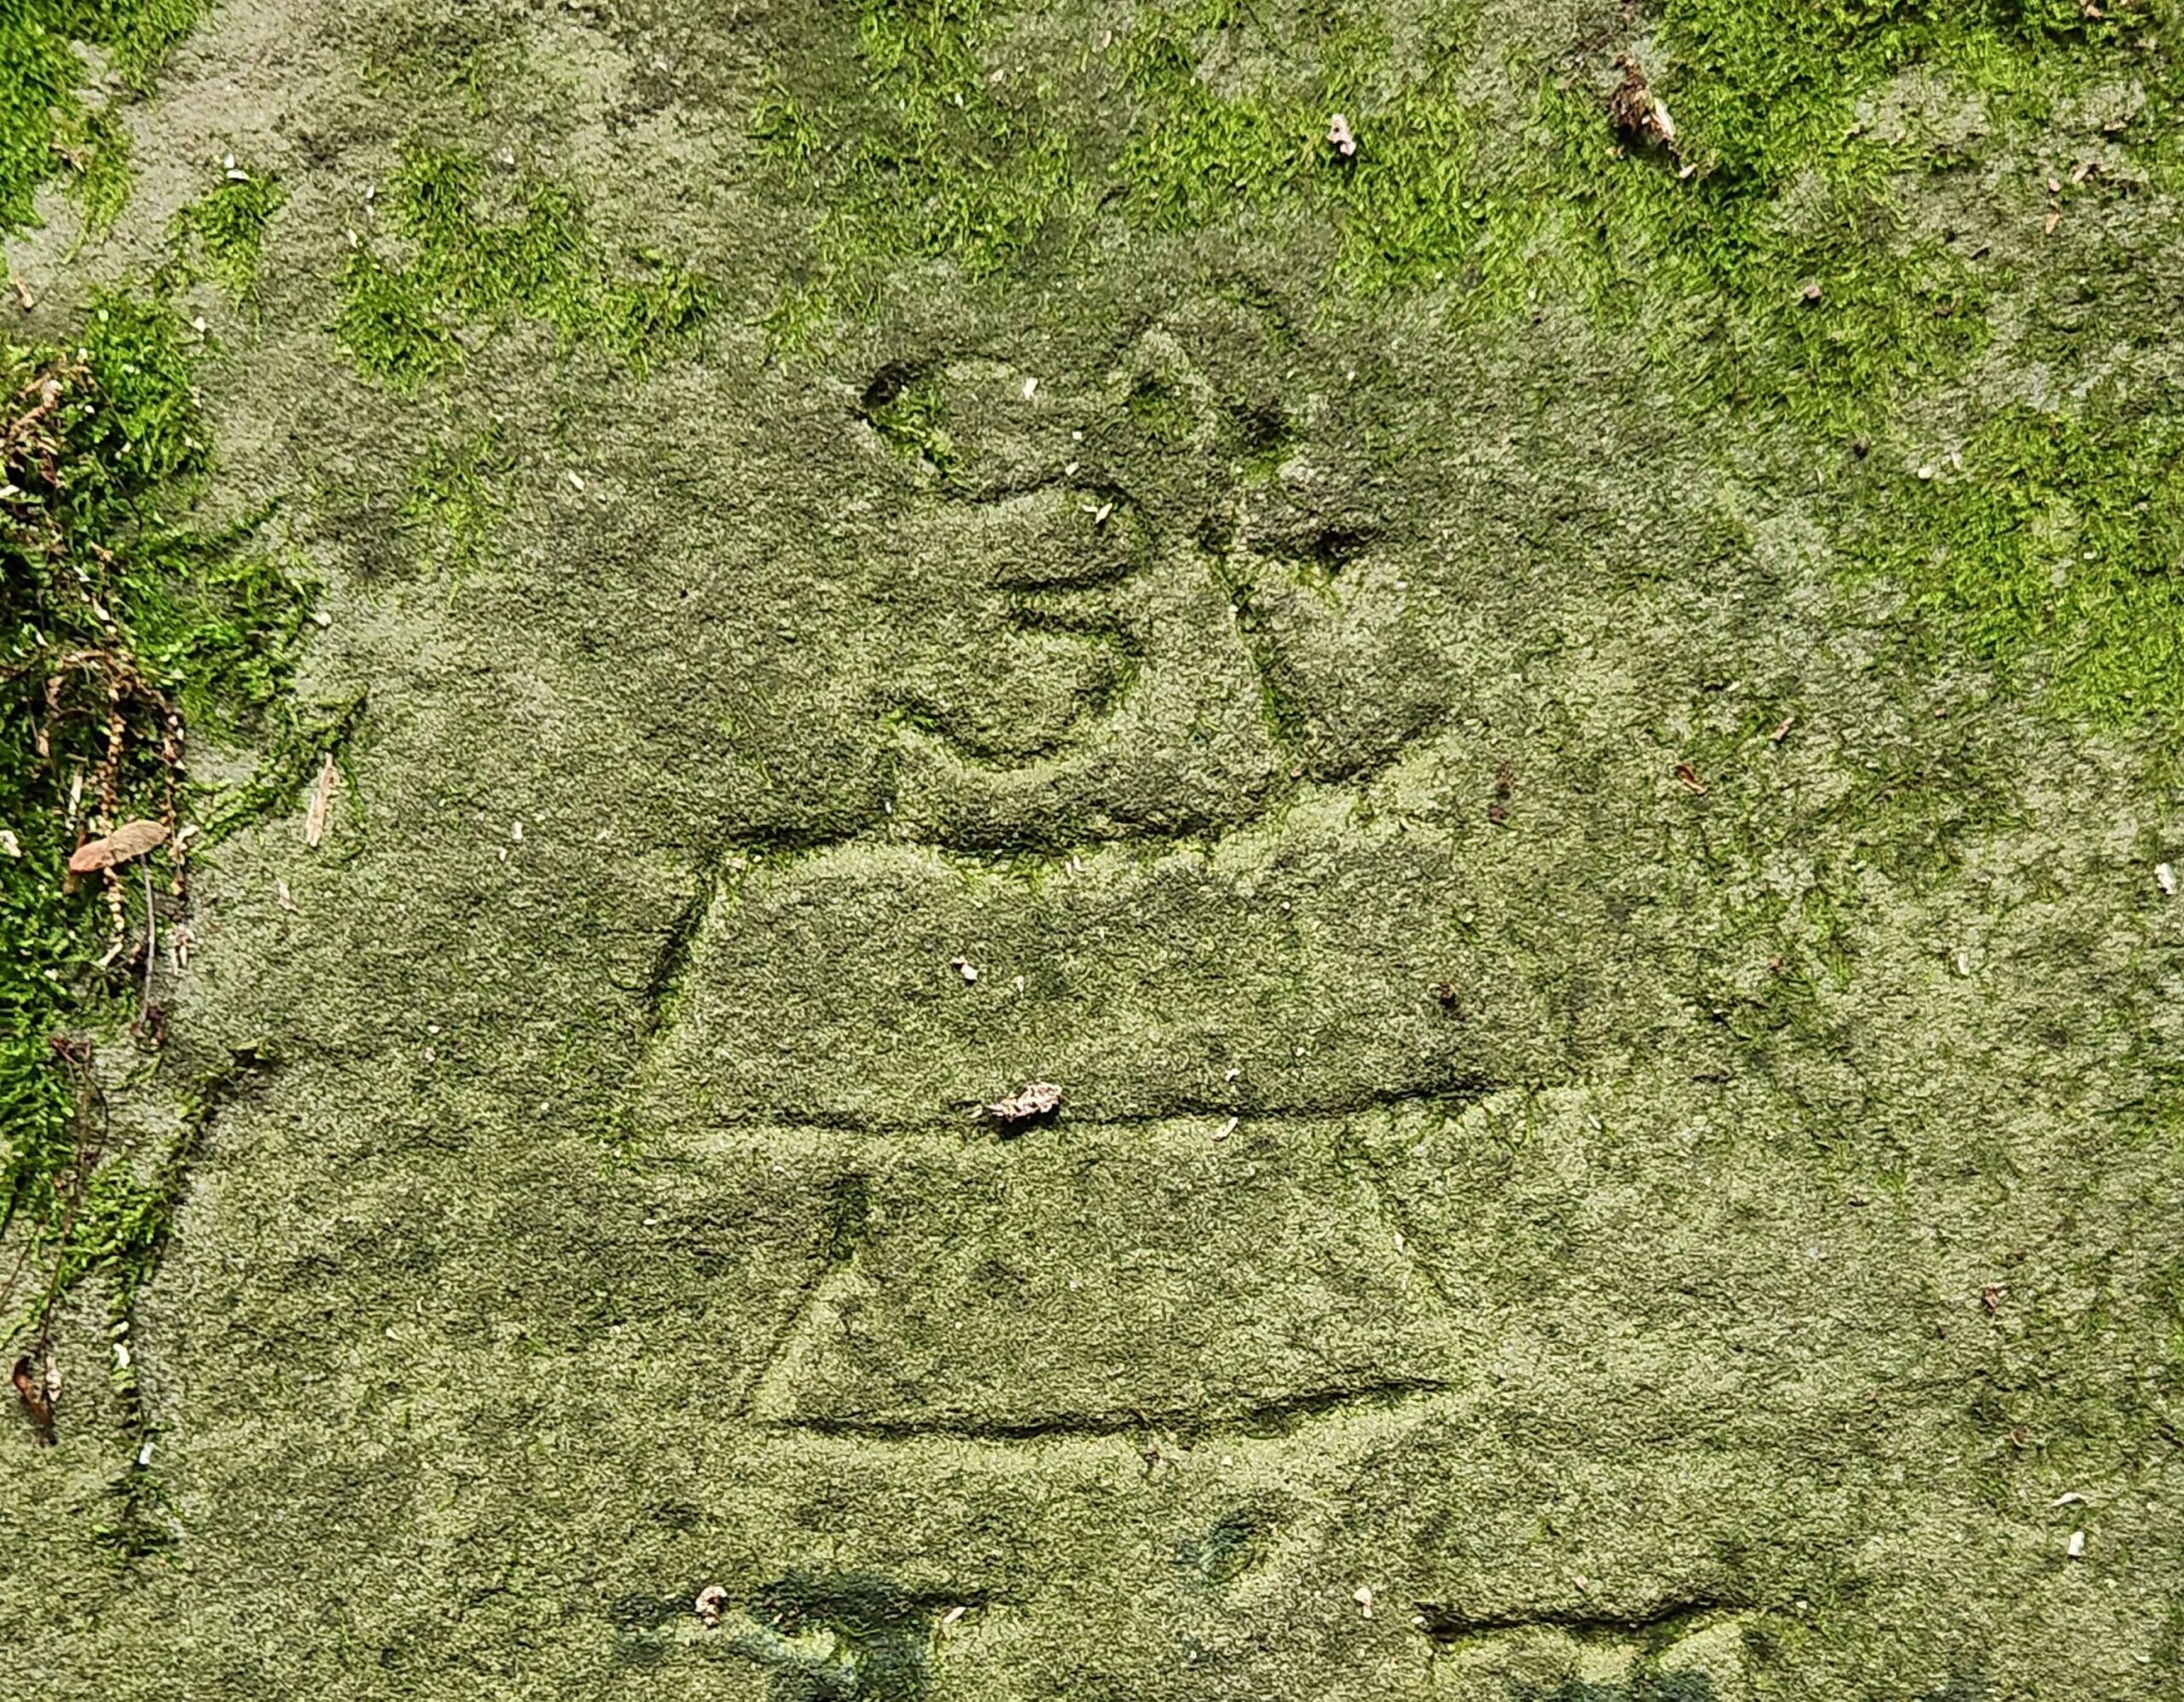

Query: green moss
[0,0,216,237]
[1124,371,1196,444]
[1534,84,1989,435]
[1112,0,1544,299]
[0,9,90,230]
[168,169,286,298]
[1112,20,1298,233]
[864,367,956,468]
[0,289,306,1371]
[334,146,714,385]
[195,691,363,845]
[1509,1679,1716,1702]
[1535,0,2155,428]
[750,0,1542,330]
[334,250,462,385]
[746,1571,934,1701]
[1658,0,2128,186]
[752,0,1085,344]
[397,420,510,584]
[65,106,134,241]
[85,0,215,95]
[752,0,2175,436]
[1849,393,2184,723]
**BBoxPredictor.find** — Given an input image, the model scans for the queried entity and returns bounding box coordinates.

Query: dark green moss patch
[0,0,214,236]
[1850,391,2184,724]
[1510,1679,1716,1702]
[746,1571,935,1701]
[334,145,714,385]
[1,290,306,1438]
[862,364,956,468]
[168,168,285,299]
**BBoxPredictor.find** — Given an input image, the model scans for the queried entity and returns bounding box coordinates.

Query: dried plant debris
[66,818,169,874]
[3,293,309,1465]
[984,1081,1062,1129]
[1607,55,1677,153]
[304,754,340,848]
[11,1354,55,1446]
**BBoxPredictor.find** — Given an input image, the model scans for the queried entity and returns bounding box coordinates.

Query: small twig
[142,862,157,1014]
[305,752,340,848]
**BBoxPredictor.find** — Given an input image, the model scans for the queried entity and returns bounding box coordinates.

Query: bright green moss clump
[754,0,2184,725]
[753,0,1077,342]
[1855,396,2184,723]
[397,421,510,585]
[1,293,306,1447]
[1655,0,2133,187]
[1555,0,2146,428]
[0,0,212,236]
[169,169,286,298]
[756,0,2162,415]
[0,9,102,230]
[334,146,714,384]
[1111,0,1530,297]
[864,366,957,468]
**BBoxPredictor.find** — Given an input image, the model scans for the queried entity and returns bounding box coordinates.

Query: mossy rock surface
[4,1,2184,1697]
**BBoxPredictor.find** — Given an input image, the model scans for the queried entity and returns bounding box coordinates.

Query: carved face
[617,338,1800,1694]
[183,295,2087,1700]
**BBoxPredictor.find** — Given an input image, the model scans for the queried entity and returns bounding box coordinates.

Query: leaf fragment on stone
[67,818,168,874]
[10,1356,54,1446]
[985,1080,1062,1126]
[305,755,340,848]
[1607,58,1676,150]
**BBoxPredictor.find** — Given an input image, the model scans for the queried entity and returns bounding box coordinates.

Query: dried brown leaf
[67,818,168,874]
[11,1356,54,1446]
